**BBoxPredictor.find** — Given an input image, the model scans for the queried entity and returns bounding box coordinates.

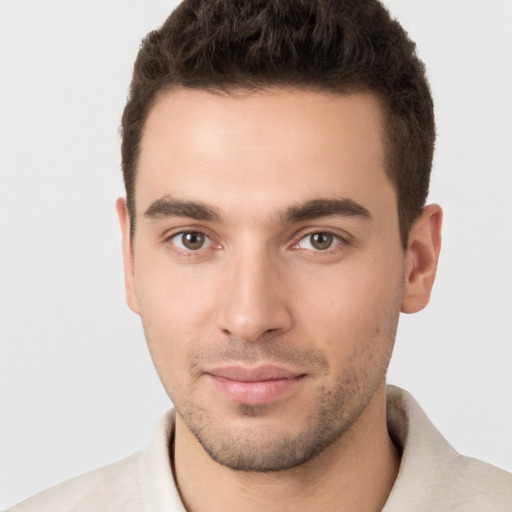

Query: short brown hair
[121,0,434,248]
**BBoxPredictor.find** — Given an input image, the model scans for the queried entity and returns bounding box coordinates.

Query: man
[9,0,512,510]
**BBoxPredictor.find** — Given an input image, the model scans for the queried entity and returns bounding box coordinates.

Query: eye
[169,231,213,251]
[295,232,342,251]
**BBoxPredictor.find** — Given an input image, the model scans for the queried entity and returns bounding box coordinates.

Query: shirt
[10,386,512,511]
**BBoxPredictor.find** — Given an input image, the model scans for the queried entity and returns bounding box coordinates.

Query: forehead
[136,88,394,221]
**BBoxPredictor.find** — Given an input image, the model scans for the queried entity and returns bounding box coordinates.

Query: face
[120,88,413,472]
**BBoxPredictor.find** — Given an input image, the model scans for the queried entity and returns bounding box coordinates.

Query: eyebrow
[143,196,371,224]
[144,196,221,222]
[280,198,371,223]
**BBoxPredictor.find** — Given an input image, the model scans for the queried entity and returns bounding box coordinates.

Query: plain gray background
[1,0,511,508]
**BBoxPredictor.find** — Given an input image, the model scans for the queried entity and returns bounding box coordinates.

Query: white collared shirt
[11,386,512,511]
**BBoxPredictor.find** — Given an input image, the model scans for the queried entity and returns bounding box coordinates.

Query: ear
[116,197,140,315]
[401,204,443,314]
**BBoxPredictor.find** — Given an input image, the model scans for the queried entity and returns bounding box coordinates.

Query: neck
[173,384,400,512]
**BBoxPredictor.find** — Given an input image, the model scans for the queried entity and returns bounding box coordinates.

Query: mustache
[188,336,329,375]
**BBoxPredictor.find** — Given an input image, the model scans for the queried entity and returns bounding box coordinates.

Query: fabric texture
[10,386,512,511]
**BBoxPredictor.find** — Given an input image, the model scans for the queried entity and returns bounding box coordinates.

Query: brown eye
[295,232,341,251]
[170,231,211,251]
[182,232,205,250]
[310,233,334,250]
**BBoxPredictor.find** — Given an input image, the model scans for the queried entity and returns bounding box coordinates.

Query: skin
[117,88,442,512]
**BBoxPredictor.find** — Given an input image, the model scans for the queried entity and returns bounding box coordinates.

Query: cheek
[292,252,404,351]
[135,247,217,321]
[133,260,218,378]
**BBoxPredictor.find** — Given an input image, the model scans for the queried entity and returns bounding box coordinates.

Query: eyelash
[165,230,218,255]
[290,230,349,254]
[164,228,350,255]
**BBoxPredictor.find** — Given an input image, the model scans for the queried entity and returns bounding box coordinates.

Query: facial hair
[172,328,396,472]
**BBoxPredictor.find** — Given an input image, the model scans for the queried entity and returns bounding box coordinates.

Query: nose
[216,248,293,343]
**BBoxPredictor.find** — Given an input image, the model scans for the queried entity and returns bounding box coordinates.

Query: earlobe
[115,197,140,315]
[401,204,443,314]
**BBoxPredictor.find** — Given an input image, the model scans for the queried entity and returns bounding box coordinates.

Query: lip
[206,365,305,405]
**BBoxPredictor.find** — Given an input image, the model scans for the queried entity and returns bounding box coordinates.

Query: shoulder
[9,410,181,512]
[9,452,145,512]
[438,453,512,510]
[385,385,512,511]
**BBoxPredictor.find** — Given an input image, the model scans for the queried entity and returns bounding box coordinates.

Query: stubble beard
[180,375,373,472]
[172,331,396,473]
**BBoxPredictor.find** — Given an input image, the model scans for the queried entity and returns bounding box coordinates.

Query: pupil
[311,233,332,250]
[183,232,204,249]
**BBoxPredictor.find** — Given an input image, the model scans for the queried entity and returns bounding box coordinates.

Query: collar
[137,386,458,512]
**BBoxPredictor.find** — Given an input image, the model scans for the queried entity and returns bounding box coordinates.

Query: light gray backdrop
[1,0,511,508]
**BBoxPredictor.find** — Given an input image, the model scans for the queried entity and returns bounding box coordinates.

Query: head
[121,0,435,250]
[117,0,441,473]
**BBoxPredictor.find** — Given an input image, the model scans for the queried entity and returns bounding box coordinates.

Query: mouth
[205,365,306,406]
